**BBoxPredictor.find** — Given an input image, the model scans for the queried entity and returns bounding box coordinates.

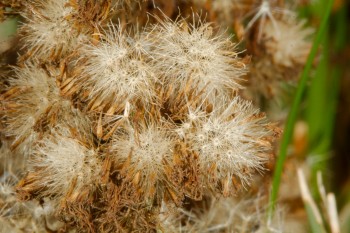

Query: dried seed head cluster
[242,4,314,103]
[65,24,156,113]
[190,0,314,104]
[0,64,91,155]
[179,97,272,192]
[0,142,65,232]
[243,16,314,103]
[111,122,176,200]
[1,65,56,143]
[0,0,317,231]
[148,18,246,100]
[18,130,101,200]
[20,0,84,61]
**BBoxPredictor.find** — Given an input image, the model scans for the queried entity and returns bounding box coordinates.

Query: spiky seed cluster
[111,122,175,200]
[261,18,314,67]
[20,0,85,61]
[0,64,91,154]
[178,97,272,193]
[148,18,246,100]
[65,24,155,113]
[17,130,101,201]
[1,64,58,152]
[0,0,287,231]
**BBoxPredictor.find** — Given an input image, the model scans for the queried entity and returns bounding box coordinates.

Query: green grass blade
[267,0,334,220]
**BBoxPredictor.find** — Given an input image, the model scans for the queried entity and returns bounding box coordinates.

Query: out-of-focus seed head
[160,195,284,233]
[261,18,314,67]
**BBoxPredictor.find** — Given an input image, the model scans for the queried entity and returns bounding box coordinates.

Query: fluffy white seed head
[73,24,156,110]
[148,17,246,100]
[262,18,314,67]
[31,132,101,198]
[1,64,91,154]
[1,64,58,153]
[21,0,86,60]
[179,97,272,189]
[111,123,175,198]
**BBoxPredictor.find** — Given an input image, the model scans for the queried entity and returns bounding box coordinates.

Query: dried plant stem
[268,0,334,220]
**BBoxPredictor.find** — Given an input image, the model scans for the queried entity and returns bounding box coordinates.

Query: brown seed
[0,86,29,100]
[133,171,141,186]
[96,112,103,139]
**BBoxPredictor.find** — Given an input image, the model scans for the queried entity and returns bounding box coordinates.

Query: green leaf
[268,0,335,220]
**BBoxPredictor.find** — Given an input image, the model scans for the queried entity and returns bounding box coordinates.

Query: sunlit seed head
[148,17,246,100]
[181,96,273,188]
[21,0,85,61]
[111,123,175,198]
[73,24,156,110]
[31,132,101,198]
[2,64,91,155]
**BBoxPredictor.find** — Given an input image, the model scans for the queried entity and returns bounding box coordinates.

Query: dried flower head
[64,24,156,113]
[0,64,91,154]
[148,17,247,101]
[1,64,56,153]
[111,121,176,200]
[20,0,86,61]
[17,129,101,201]
[242,15,313,102]
[178,97,274,194]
